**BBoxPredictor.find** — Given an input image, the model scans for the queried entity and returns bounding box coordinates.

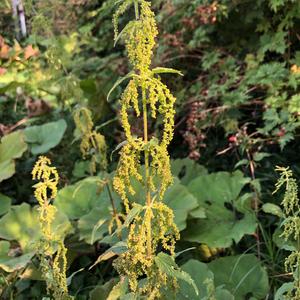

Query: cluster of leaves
[1,0,300,299]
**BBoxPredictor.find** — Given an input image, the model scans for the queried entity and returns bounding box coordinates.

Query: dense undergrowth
[1,0,300,299]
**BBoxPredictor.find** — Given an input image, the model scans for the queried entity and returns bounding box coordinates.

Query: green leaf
[90,241,127,269]
[234,159,249,169]
[164,178,199,230]
[152,67,183,76]
[89,279,119,300]
[78,206,110,244]
[107,277,129,300]
[107,72,135,101]
[171,158,207,185]
[253,152,271,162]
[184,171,256,248]
[262,203,283,217]
[208,254,269,300]
[0,193,11,215]
[24,119,67,154]
[168,259,234,300]
[0,241,35,273]
[0,203,72,252]
[0,130,27,182]
[275,282,294,300]
[154,252,198,296]
[55,177,113,219]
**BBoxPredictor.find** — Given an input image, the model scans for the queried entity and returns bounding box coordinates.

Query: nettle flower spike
[73,107,107,174]
[32,156,71,300]
[274,166,300,300]
[113,0,178,209]
[111,0,183,297]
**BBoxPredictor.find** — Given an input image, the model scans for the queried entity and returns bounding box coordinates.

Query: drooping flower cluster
[32,156,71,300]
[112,0,180,297]
[274,166,300,300]
[112,2,176,209]
[73,107,107,174]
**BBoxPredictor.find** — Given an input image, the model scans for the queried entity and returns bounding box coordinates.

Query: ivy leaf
[154,252,198,296]
[208,254,269,300]
[0,130,27,182]
[184,171,256,248]
[24,119,67,154]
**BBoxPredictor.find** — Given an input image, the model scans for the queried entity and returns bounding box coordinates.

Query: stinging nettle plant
[110,0,196,298]
[274,166,300,300]
[32,156,72,300]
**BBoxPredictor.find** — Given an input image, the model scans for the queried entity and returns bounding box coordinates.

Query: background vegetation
[1,0,300,299]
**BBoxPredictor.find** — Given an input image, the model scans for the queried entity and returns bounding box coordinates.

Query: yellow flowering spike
[32,156,59,206]
[32,156,72,300]
[274,166,300,300]
[112,0,180,296]
[73,107,107,173]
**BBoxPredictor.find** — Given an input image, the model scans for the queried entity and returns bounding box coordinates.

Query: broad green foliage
[208,254,269,300]
[0,193,11,215]
[0,130,27,182]
[175,259,234,300]
[0,203,71,251]
[24,119,67,154]
[184,171,256,248]
[0,240,34,273]
[0,203,71,274]
[55,177,120,219]
[2,0,300,298]
[78,207,110,244]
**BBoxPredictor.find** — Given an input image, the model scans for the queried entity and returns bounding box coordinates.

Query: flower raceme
[111,0,181,297]
[32,156,71,300]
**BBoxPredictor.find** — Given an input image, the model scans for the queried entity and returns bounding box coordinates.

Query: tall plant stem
[142,87,152,257]
[246,149,261,259]
[134,0,139,20]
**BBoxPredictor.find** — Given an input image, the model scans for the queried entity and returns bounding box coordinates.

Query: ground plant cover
[1,0,300,299]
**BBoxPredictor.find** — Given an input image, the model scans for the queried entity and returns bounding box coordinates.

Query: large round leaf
[208,254,269,300]
[0,193,11,215]
[24,119,67,154]
[55,177,118,219]
[0,203,72,252]
[0,240,35,273]
[184,171,257,248]
[171,158,207,185]
[0,203,72,273]
[179,259,233,300]
[0,130,27,182]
